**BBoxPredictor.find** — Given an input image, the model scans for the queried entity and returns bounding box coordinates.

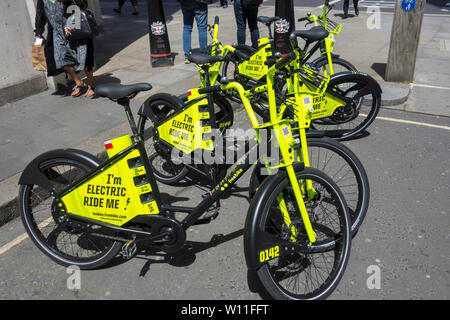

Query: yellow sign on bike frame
[61,136,160,227]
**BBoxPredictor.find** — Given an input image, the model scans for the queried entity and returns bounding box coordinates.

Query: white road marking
[360,114,450,130]
[0,217,53,256]
[411,82,450,90]
[316,0,342,9]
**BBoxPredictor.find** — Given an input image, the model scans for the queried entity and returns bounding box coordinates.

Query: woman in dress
[41,0,96,97]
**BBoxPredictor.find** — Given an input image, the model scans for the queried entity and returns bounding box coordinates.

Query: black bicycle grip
[275,51,296,70]
[214,16,219,25]
[234,49,250,60]
[198,85,222,94]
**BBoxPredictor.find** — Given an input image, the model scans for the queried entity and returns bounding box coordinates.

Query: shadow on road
[136,228,244,276]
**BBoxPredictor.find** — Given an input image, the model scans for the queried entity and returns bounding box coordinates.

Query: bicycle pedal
[121,239,137,260]
[204,207,220,220]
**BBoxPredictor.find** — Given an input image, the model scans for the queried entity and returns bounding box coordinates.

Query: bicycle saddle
[291,26,329,42]
[188,53,224,65]
[257,16,281,25]
[95,82,152,100]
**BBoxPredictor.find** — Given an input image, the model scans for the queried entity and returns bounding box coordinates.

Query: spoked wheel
[19,158,122,270]
[311,73,381,140]
[246,168,351,300]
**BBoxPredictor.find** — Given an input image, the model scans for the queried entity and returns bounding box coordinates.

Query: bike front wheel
[245,167,351,300]
[249,137,370,235]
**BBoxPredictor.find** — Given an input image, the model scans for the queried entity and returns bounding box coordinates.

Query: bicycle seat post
[118,97,140,139]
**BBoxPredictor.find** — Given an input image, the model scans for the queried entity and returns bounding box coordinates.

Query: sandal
[71,84,87,98]
[84,85,95,98]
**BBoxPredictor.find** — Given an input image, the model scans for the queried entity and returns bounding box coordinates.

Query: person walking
[343,0,359,18]
[179,0,210,64]
[231,0,261,48]
[113,0,139,16]
[220,0,228,8]
[42,0,96,98]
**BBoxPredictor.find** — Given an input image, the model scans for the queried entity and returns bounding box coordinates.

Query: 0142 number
[259,246,280,263]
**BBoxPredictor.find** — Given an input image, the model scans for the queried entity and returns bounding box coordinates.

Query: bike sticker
[303,96,312,106]
[282,126,291,138]
[157,97,210,154]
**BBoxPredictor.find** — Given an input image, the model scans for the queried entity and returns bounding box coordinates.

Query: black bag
[65,9,99,40]
[242,0,262,9]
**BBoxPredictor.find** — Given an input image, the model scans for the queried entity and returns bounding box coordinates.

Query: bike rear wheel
[313,56,357,76]
[311,73,381,141]
[246,168,351,300]
[138,99,189,185]
[19,158,122,269]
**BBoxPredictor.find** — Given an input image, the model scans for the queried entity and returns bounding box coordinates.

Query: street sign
[401,0,416,12]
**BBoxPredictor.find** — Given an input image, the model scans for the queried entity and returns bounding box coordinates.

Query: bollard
[274,0,295,55]
[147,0,174,67]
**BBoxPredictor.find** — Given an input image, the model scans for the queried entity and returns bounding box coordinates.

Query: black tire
[313,56,357,76]
[249,137,370,235]
[222,45,255,81]
[19,157,122,270]
[311,72,381,141]
[246,168,351,300]
[138,99,190,185]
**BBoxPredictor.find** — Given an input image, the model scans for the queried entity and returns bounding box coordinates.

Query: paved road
[1,106,449,300]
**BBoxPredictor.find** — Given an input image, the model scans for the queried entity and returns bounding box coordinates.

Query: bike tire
[249,137,370,235]
[311,72,382,141]
[138,99,190,185]
[313,56,357,75]
[19,157,122,270]
[245,167,351,300]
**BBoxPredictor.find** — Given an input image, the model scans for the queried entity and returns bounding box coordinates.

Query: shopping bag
[31,44,47,72]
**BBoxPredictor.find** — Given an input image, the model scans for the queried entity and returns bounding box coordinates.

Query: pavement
[0,0,449,300]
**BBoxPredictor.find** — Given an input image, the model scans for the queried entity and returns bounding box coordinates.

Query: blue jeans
[180,0,208,59]
[233,0,260,48]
